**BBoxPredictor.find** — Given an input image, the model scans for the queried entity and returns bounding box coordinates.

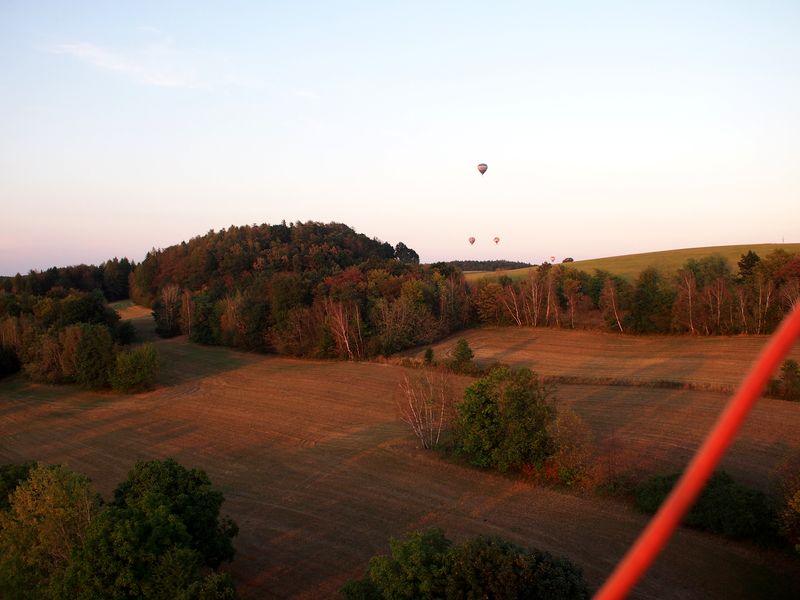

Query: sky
[1,1,799,275]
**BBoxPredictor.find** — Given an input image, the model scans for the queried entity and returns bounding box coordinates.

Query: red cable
[594,302,800,600]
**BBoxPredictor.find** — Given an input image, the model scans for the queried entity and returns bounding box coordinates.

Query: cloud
[51,33,308,97]
[53,40,205,89]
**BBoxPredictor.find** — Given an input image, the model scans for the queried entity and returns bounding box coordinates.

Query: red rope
[594,302,800,600]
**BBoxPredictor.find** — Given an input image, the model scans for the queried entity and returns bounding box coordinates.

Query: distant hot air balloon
[550,255,556,263]
[469,237,476,245]
[493,237,500,244]
[477,163,488,175]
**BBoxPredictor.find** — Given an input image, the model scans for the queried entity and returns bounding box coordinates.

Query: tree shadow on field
[152,337,258,387]
[478,335,541,367]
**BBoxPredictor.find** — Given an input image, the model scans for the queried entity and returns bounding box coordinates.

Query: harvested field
[2,329,800,598]
[406,327,800,390]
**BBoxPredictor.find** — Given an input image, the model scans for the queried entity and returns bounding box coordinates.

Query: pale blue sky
[1,1,799,274]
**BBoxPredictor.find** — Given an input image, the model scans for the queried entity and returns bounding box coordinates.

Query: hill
[464,243,800,283]
[128,221,471,359]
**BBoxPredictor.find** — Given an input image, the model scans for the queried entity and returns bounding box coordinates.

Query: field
[463,242,800,283]
[2,318,800,598]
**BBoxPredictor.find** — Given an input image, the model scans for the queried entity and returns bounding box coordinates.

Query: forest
[1,222,799,377]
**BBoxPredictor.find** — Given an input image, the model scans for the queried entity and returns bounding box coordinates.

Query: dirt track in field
[2,321,800,598]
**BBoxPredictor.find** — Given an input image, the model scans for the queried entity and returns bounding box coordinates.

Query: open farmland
[463,242,800,283]
[408,326,800,391]
[2,321,800,598]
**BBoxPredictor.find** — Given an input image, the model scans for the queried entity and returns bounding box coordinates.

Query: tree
[57,503,202,600]
[0,464,101,600]
[561,276,583,329]
[397,370,455,449]
[0,461,35,511]
[111,458,238,568]
[423,347,434,365]
[635,471,776,543]
[455,366,555,472]
[599,276,627,333]
[75,324,115,389]
[445,536,588,599]
[779,359,800,401]
[361,529,451,600]
[394,242,420,265]
[673,269,699,334]
[153,284,182,338]
[625,268,673,334]
[449,338,475,374]
[737,251,761,282]
[452,338,473,363]
[56,459,239,599]
[342,529,588,600]
[110,344,160,393]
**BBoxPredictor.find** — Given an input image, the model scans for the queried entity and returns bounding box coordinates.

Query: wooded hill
[132,221,471,358]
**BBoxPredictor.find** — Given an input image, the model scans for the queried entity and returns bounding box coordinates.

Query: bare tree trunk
[161,283,181,333]
[397,370,454,449]
[498,286,523,326]
[735,287,749,334]
[601,279,624,333]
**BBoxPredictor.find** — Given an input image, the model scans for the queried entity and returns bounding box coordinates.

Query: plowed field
[2,320,799,598]
[406,326,800,390]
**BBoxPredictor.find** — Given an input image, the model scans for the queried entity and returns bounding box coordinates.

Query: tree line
[473,249,800,335]
[0,288,157,390]
[1,257,134,302]
[3,222,798,385]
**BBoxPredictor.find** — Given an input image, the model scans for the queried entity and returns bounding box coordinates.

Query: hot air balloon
[477,163,488,175]
[550,255,556,263]
[493,237,500,244]
[469,237,476,245]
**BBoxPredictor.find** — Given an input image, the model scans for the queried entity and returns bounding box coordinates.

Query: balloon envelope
[493,237,500,244]
[477,163,488,175]
[550,256,556,262]
[469,237,476,245]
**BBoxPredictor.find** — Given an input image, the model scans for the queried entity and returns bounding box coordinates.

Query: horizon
[2,1,799,275]
[3,231,799,278]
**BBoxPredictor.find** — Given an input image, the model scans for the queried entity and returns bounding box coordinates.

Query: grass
[464,242,800,283]
[109,299,134,310]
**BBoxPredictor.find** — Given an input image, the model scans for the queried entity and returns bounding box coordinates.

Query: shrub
[454,366,555,472]
[546,409,595,488]
[780,359,800,401]
[342,529,588,600]
[110,344,159,392]
[423,347,434,365]
[449,339,476,374]
[635,471,778,543]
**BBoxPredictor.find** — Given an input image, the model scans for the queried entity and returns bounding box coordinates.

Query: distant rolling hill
[464,243,800,283]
